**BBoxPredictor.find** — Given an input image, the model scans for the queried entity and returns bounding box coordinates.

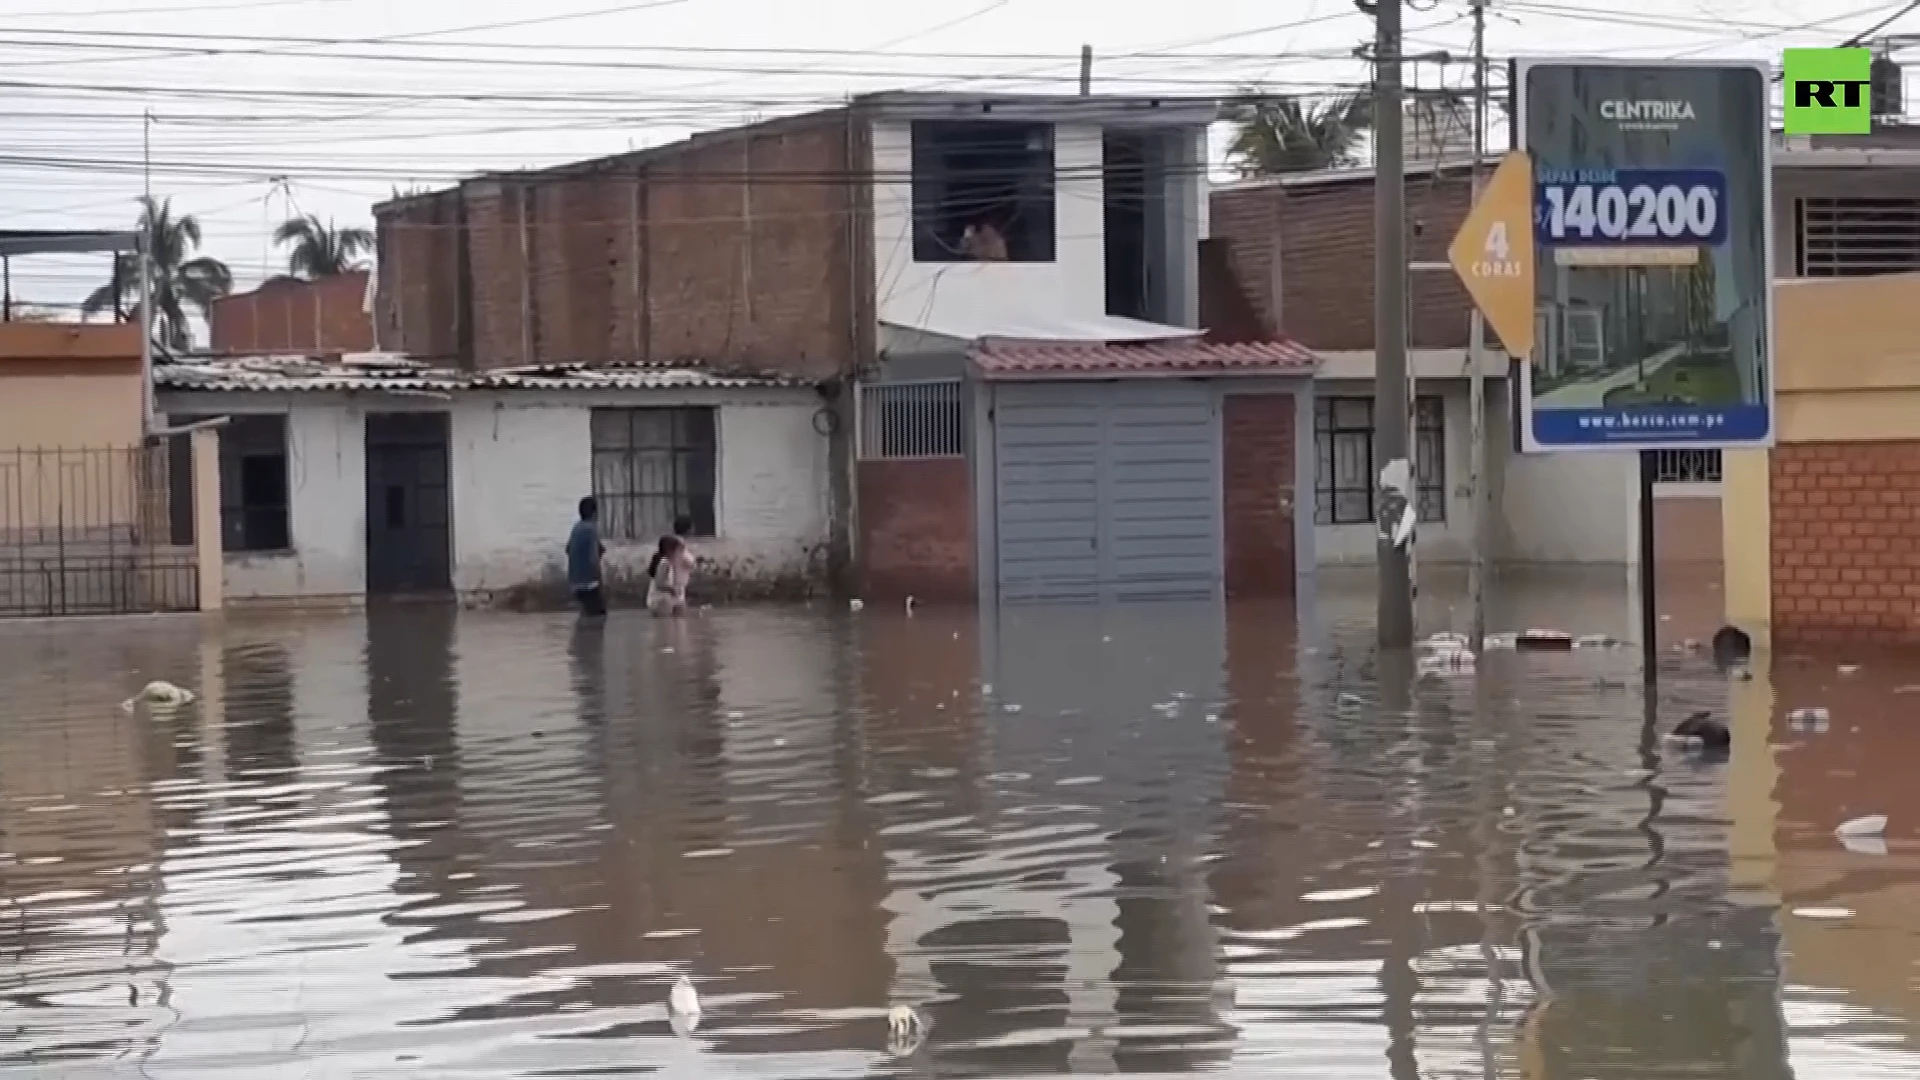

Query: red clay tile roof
[970,337,1320,379]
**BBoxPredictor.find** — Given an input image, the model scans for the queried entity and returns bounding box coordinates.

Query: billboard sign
[1513,58,1774,453]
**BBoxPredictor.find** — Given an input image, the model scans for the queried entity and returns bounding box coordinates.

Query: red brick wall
[1222,393,1298,598]
[209,272,372,354]
[1771,441,1920,644]
[858,458,973,602]
[1210,171,1480,352]
[375,188,465,360]
[374,114,857,378]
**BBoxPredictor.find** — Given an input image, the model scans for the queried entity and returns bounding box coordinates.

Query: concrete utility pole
[1079,45,1093,95]
[1466,0,1491,651]
[1371,0,1415,648]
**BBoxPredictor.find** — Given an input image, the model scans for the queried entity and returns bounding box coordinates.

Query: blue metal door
[992,382,1222,604]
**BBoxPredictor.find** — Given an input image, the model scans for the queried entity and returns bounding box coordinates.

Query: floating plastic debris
[1517,629,1574,651]
[1411,839,1438,850]
[121,680,195,712]
[1837,814,1888,839]
[1301,885,1380,903]
[1839,663,1861,675]
[1001,703,1022,714]
[849,599,865,612]
[668,974,701,1034]
[1788,707,1830,732]
[905,596,916,614]
[1792,906,1855,921]
[1841,834,1889,856]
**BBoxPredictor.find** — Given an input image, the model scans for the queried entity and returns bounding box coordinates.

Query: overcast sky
[0,0,1912,312]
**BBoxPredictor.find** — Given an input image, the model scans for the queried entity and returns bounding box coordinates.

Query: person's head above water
[672,514,693,536]
[578,496,598,521]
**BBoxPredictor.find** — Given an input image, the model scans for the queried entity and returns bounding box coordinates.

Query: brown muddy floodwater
[3,571,1919,1078]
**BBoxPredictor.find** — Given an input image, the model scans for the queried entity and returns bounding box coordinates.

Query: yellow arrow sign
[1447,151,1536,359]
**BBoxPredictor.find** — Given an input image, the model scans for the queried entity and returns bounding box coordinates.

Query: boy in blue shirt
[566,496,606,616]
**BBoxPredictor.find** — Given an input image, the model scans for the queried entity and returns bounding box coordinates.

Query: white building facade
[157,356,832,605]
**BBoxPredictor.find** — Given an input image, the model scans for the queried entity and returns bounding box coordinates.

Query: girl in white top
[646,534,694,616]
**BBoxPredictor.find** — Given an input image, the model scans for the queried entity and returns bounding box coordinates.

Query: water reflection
[0,574,1915,1076]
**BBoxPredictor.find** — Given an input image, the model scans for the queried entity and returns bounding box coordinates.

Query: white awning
[881,309,1202,345]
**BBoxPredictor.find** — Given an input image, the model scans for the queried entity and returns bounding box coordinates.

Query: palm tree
[1227,90,1375,177]
[83,195,233,353]
[273,214,373,279]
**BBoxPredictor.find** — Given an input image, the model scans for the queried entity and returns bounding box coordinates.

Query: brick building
[210,271,374,355]
[1724,271,1920,647]
[375,92,1324,605]
[1207,147,1920,579]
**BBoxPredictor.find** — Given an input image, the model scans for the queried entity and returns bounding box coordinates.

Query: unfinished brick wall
[857,458,973,602]
[374,114,858,378]
[1771,441,1920,644]
[375,188,466,360]
[209,272,372,354]
[1210,172,1479,352]
[1222,393,1298,599]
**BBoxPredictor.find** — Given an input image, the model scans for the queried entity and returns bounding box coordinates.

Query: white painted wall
[160,388,832,602]
[1303,351,1651,567]
[871,120,1209,335]
[164,393,366,601]
[1502,450,1638,564]
[1315,377,1483,566]
[873,119,1106,332]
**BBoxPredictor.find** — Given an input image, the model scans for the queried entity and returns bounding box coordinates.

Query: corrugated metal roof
[970,338,1320,380]
[154,354,812,394]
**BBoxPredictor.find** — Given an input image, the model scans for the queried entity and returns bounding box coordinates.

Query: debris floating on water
[1839,663,1861,675]
[848,599,864,612]
[1837,814,1888,839]
[121,680,195,712]
[668,974,702,1034]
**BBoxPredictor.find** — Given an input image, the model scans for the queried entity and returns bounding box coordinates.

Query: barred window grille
[859,380,965,459]
[590,408,717,540]
[1314,396,1447,526]
[1796,197,1920,277]
[1647,448,1722,484]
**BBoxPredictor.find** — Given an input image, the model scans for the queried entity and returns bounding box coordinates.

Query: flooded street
[3,574,1918,1078]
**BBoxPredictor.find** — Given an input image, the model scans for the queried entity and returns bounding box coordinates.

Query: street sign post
[1448,151,1537,358]
[1448,150,1536,650]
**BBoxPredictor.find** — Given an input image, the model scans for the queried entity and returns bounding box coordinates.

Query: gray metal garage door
[993,381,1221,604]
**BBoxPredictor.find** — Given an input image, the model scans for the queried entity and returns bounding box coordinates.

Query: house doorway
[365,412,452,595]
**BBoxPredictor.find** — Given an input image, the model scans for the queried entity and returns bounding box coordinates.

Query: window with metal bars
[1314,396,1447,526]
[1795,197,1920,277]
[590,408,717,541]
[1647,448,1722,484]
[858,380,965,459]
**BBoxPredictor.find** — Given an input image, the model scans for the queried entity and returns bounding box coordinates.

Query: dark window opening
[911,120,1056,263]
[590,407,717,541]
[166,414,293,553]
[1314,396,1447,526]
[1104,131,1150,320]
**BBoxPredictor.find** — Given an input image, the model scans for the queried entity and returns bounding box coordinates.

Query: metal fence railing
[1647,448,1723,484]
[0,445,199,617]
[858,379,966,460]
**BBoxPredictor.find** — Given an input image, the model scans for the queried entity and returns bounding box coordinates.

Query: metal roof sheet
[970,338,1321,380]
[154,354,812,394]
